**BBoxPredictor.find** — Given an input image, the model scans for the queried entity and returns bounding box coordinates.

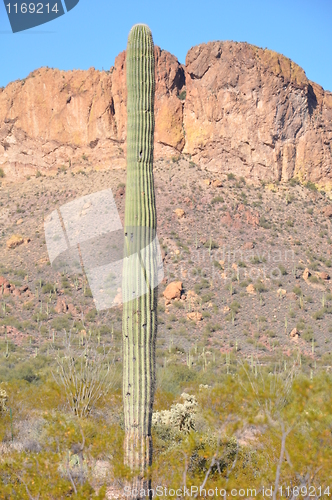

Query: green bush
[0,168,5,178]
[86,309,97,321]
[302,327,315,341]
[305,181,317,191]
[312,309,325,320]
[51,315,70,331]
[201,292,214,304]
[278,264,287,275]
[42,283,54,294]
[259,216,271,229]
[157,364,198,395]
[211,196,224,204]
[254,282,268,293]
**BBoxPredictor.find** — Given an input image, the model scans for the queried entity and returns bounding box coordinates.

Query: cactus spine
[122,24,157,494]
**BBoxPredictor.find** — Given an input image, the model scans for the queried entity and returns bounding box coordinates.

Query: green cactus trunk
[122,24,157,495]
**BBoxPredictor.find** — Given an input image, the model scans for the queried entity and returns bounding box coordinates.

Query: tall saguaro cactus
[122,24,157,495]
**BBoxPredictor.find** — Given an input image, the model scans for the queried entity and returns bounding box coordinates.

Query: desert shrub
[0,168,5,178]
[152,393,197,433]
[211,196,224,204]
[13,269,26,278]
[84,287,93,298]
[305,181,317,191]
[251,256,263,264]
[157,303,165,313]
[157,364,198,395]
[42,282,54,294]
[203,239,219,250]
[194,279,209,294]
[302,327,315,341]
[201,292,214,304]
[51,316,70,331]
[98,325,112,336]
[230,301,241,313]
[61,276,71,291]
[86,309,97,322]
[278,264,288,275]
[259,216,271,229]
[52,333,114,418]
[296,320,305,331]
[254,281,268,293]
[22,301,34,311]
[32,312,48,322]
[204,323,221,335]
[0,356,49,383]
[312,309,325,320]
[0,316,23,330]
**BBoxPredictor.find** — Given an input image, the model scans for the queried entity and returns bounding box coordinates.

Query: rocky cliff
[0,41,331,184]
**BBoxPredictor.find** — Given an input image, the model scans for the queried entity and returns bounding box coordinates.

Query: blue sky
[0,0,331,91]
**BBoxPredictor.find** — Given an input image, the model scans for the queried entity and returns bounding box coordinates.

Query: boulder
[174,208,185,219]
[322,206,332,217]
[6,235,24,249]
[187,312,202,322]
[290,328,299,340]
[246,284,256,294]
[163,281,183,300]
[303,268,311,280]
[55,297,68,314]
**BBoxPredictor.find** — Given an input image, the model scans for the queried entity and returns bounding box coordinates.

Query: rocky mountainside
[0,41,331,185]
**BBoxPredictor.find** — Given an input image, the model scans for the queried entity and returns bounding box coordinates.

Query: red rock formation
[0,41,331,184]
[184,41,332,183]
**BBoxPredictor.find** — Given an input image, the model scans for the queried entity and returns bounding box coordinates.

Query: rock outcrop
[1,41,331,184]
[183,41,332,183]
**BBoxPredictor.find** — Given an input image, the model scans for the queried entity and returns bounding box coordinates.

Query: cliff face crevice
[0,41,331,184]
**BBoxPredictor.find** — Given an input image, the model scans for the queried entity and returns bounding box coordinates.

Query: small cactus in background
[0,388,8,412]
[122,23,158,493]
